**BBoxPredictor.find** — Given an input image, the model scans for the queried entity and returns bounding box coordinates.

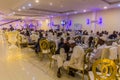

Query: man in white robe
[52,48,67,78]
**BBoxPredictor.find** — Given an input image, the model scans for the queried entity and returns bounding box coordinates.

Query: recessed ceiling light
[18,9,21,11]
[74,11,78,14]
[21,16,25,19]
[28,3,32,7]
[104,6,107,9]
[83,10,86,12]
[66,13,70,15]
[49,2,53,6]
[35,0,39,3]
[13,12,15,14]
[22,6,26,9]
[118,4,120,7]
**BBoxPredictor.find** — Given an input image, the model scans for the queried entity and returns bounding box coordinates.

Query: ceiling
[0,0,120,18]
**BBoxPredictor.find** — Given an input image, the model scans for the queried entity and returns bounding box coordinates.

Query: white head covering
[71,46,85,59]
[60,48,65,54]
[112,42,118,47]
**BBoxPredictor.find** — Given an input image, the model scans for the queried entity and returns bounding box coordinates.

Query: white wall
[96,8,120,33]
[53,8,120,33]
[69,12,92,31]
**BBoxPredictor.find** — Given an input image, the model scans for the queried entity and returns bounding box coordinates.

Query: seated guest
[57,32,62,37]
[26,29,31,43]
[108,31,118,39]
[30,32,37,42]
[90,44,105,62]
[35,32,44,53]
[63,37,71,60]
[66,32,70,37]
[56,38,65,54]
[9,25,14,31]
[89,46,105,70]
[52,48,67,78]
[45,32,48,38]
[96,31,100,36]
[104,31,109,35]
[89,30,94,36]
[95,33,105,48]
[83,30,88,35]
[99,33,107,41]
[88,36,94,47]
[53,44,85,78]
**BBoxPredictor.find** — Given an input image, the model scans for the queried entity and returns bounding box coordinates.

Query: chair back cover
[101,46,110,59]
[118,45,120,61]
[70,46,85,70]
[109,47,118,60]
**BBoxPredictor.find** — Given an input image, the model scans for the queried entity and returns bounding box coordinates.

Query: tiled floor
[1,33,120,80]
[0,34,88,80]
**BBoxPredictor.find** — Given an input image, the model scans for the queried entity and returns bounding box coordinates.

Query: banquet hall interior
[0,0,120,80]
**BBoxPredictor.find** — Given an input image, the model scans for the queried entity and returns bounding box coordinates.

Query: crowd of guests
[3,25,120,78]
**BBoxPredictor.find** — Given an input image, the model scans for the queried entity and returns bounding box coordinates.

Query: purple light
[61,20,66,26]
[50,16,53,18]
[104,6,108,9]
[28,3,32,7]
[29,23,34,28]
[86,19,90,25]
[118,4,120,7]
[74,11,78,14]
[83,10,86,12]
[49,21,54,26]
[66,13,70,15]
[98,17,103,24]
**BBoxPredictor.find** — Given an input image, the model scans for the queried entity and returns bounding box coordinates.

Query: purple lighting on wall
[61,19,72,30]
[98,17,103,24]
[66,20,72,30]
[61,20,66,26]
[29,23,34,28]
[86,19,90,25]
[68,20,72,26]
[49,21,54,27]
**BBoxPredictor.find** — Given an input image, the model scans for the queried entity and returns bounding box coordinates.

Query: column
[91,11,97,33]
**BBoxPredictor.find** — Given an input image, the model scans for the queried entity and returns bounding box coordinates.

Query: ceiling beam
[29,8,75,14]
[102,0,120,5]
[15,14,44,17]
[0,19,21,26]
[16,10,54,15]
